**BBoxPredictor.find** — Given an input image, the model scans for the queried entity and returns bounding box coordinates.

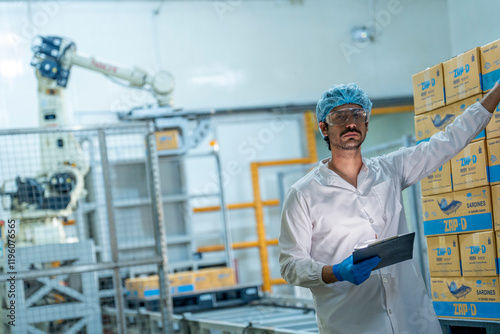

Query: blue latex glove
[332,255,381,285]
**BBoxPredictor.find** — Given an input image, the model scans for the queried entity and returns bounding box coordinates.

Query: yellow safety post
[251,161,272,292]
[252,112,317,293]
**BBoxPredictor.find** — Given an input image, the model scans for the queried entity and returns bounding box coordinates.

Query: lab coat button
[356,190,361,195]
[388,309,392,314]
[369,218,374,224]
[383,278,388,283]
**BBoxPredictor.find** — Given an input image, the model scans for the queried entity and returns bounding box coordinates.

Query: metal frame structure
[1,106,420,333]
[0,240,101,334]
[155,149,234,271]
[0,123,174,334]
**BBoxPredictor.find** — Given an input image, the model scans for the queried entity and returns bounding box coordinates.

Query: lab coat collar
[316,156,369,187]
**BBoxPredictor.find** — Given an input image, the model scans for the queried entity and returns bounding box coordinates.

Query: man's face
[320,103,368,151]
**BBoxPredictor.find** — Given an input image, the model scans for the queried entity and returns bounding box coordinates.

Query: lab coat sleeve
[385,102,492,188]
[279,187,327,288]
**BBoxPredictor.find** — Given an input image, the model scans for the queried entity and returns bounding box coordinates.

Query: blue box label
[424,212,493,236]
[482,68,500,91]
[433,301,500,320]
[488,164,500,184]
[144,289,160,298]
[171,284,195,294]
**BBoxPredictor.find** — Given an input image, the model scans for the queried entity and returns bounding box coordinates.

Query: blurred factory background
[0,0,499,333]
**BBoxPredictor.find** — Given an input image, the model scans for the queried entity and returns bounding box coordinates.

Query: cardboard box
[485,101,500,139]
[169,272,195,294]
[491,185,500,230]
[487,138,500,185]
[421,162,452,196]
[431,276,500,303]
[480,39,500,92]
[155,130,180,151]
[125,275,160,300]
[194,271,212,291]
[459,231,497,276]
[443,47,482,105]
[125,272,197,300]
[422,186,493,236]
[426,235,462,276]
[451,140,489,191]
[431,276,500,320]
[415,95,484,144]
[200,267,236,289]
[212,267,236,287]
[412,63,446,115]
[495,231,500,271]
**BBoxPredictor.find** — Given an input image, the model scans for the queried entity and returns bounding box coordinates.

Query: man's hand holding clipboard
[352,232,416,271]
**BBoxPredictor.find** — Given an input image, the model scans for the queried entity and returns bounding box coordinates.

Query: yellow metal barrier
[193,199,280,213]
[197,239,278,253]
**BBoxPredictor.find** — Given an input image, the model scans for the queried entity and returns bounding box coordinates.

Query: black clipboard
[352,232,415,270]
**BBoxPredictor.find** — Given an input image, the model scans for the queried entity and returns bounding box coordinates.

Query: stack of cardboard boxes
[125,267,236,301]
[413,39,500,320]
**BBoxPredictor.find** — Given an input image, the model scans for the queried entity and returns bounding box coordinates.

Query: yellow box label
[155,129,180,150]
[486,102,500,139]
[427,235,461,276]
[420,161,452,196]
[443,47,482,105]
[487,138,500,185]
[422,186,493,236]
[431,276,500,302]
[481,39,500,92]
[491,185,500,230]
[415,95,483,144]
[451,140,489,191]
[412,63,446,114]
[459,231,497,276]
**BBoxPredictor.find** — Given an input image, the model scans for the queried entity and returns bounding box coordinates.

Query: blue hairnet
[316,83,373,123]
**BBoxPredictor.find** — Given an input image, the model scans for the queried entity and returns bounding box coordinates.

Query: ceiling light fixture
[351,26,375,43]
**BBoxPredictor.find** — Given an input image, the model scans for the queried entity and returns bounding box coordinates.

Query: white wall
[447,0,500,57]
[0,0,452,130]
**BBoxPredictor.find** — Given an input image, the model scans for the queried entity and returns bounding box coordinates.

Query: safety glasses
[324,108,368,126]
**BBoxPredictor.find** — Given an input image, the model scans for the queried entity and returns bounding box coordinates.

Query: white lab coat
[279,102,492,334]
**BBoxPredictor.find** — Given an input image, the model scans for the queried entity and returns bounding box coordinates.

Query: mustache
[340,128,361,136]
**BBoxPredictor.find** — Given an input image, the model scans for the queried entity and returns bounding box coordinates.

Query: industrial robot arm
[2,35,176,223]
[2,35,175,238]
[30,35,175,122]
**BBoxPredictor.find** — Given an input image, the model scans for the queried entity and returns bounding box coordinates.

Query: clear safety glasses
[324,108,368,126]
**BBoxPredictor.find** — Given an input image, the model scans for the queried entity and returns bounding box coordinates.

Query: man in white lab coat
[279,81,500,334]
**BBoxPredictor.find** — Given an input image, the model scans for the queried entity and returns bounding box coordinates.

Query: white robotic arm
[30,35,175,118]
[70,52,174,107]
[1,35,177,244]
